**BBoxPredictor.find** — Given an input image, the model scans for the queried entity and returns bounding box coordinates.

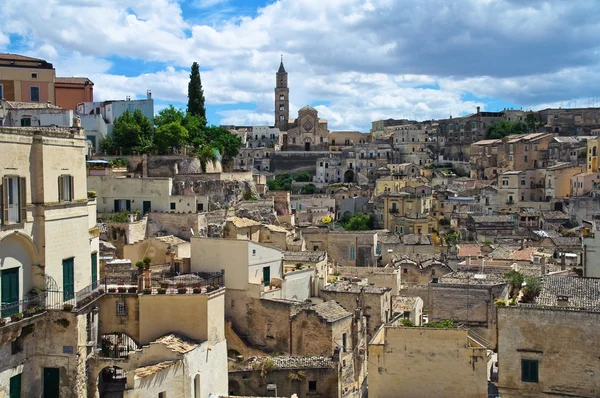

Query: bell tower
[275,56,289,131]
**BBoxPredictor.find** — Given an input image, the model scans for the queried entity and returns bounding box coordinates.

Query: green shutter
[91,253,98,289]
[1,268,19,317]
[10,373,21,398]
[63,258,74,301]
[262,267,270,287]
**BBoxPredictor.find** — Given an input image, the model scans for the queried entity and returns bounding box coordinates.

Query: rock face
[172,179,256,208]
[147,155,221,177]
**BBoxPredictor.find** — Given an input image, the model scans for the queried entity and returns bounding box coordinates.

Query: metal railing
[1,279,105,323]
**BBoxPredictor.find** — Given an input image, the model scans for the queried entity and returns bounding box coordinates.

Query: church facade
[275,59,329,151]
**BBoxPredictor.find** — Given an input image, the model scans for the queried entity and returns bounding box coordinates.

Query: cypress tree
[187,62,206,120]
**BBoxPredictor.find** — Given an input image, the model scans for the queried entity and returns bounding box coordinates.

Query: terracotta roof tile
[55,77,93,85]
[135,360,179,378]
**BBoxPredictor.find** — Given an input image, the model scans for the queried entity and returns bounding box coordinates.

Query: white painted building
[76,92,155,149]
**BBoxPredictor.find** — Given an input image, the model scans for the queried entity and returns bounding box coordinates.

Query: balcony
[389,208,399,214]
[0,279,105,329]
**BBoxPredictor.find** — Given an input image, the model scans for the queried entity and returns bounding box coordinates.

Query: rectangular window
[197,203,204,212]
[170,202,176,210]
[30,86,40,102]
[31,73,38,79]
[449,124,454,131]
[521,359,539,383]
[62,257,75,301]
[10,373,21,398]
[20,117,31,127]
[262,266,270,286]
[342,333,347,352]
[308,381,317,392]
[349,246,356,260]
[159,392,167,398]
[58,175,73,202]
[471,122,476,129]
[403,268,408,274]
[521,180,526,186]
[2,176,26,225]
[502,180,508,186]
[116,301,126,316]
[0,84,3,100]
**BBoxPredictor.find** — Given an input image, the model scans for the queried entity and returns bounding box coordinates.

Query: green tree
[187,62,206,120]
[111,109,154,154]
[154,122,189,154]
[445,231,460,245]
[521,277,541,303]
[524,112,545,133]
[344,213,372,231]
[296,172,311,182]
[154,105,185,128]
[185,114,207,147]
[505,270,524,296]
[488,120,527,139]
[301,184,316,194]
[202,126,242,166]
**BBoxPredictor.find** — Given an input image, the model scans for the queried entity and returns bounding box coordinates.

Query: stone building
[300,229,378,267]
[0,99,73,127]
[437,107,504,160]
[431,271,509,348]
[0,125,99,307]
[274,59,289,132]
[392,124,435,165]
[538,107,600,136]
[368,325,489,398]
[88,175,208,214]
[229,356,341,397]
[321,281,392,340]
[285,106,330,151]
[497,276,600,398]
[329,130,371,151]
[336,266,401,295]
[233,147,273,172]
[393,257,452,284]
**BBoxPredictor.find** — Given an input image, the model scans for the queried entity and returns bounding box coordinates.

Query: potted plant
[0,318,6,326]
[178,287,187,294]
[98,288,105,294]
[87,190,97,199]
[142,288,152,294]
[192,288,201,294]
[157,288,167,295]
[135,261,144,274]
[143,256,152,271]
[108,287,117,293]
[63,303,73,312]
[10,312,23,322]
[117,287,127,293]
[160,281,170,289]
[128,287,138,294]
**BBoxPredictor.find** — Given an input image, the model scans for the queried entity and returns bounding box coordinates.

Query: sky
[2,0,600,131]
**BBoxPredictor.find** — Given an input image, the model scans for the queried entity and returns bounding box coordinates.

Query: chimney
[477,106,480,114]
[540,256,547,275]
[73,117,81,128]
[126,95,131,101]
[147,90,152,100]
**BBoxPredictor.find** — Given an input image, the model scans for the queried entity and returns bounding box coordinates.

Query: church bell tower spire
[275,55,289,131]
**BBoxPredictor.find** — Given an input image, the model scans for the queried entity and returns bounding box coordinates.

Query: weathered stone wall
[0,306,97,398]
[498,306,600,398]
[368,327,488,398]
[147,155,221,177]
[229,366,340,398]
[270,151,330,173]
[147,212,208,240]
[337,267,401,295]
[398,284,430,310]
[429,283,508,348]
[172,177,256,209]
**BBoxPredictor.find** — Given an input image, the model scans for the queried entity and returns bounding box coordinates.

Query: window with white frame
[58,175,73,202]
[2,176,25,224]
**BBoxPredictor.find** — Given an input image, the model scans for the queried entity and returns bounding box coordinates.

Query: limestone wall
[498,306,600,398]
[368,327,488,398]
[147,212,208,240]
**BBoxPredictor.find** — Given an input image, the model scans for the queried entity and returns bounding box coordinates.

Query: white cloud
[1,0,599,130]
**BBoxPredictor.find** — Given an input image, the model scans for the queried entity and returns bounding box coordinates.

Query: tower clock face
[303,121,313,131]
